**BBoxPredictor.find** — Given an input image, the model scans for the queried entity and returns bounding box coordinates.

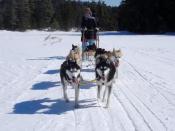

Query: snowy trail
[0,31,175,131]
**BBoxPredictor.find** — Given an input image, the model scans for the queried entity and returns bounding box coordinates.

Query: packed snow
[0,30,175,131]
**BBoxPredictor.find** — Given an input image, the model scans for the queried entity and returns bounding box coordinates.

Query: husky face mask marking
[66,69,80,82]
[65,60,81,83]
[97,65,110,80]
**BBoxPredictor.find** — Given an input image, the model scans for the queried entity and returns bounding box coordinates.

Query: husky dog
[95,54,116,108]
[60,59,81,108]
[67,44,82,67]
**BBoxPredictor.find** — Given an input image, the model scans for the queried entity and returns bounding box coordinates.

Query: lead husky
[95,54,116,108]
[60,59,81,108]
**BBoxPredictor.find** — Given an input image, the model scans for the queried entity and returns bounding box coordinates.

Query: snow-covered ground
[0,30,175,131]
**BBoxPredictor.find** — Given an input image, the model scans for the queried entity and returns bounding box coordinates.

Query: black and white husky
[60,59,81,108]
[95,55,116,108]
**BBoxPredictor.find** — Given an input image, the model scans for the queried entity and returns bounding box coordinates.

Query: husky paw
[102,98,106,102]
[97,100,104,107]
[103,104,109,108]
[104,103,109,108]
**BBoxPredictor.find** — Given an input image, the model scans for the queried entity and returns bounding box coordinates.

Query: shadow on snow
[32,81,61,90]
[26,56,66,61]
[12,98,98,115]
[44,69,60,74]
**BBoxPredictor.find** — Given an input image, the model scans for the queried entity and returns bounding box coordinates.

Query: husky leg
[75,84,80,108]
[83,52,86,61]
[116,68,118,79]
[63,84,69,102]
[97,85,101,100]
[106,85,112,108]
[102,86,107,102]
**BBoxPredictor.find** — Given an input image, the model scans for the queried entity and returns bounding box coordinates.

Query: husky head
[72,44,80,53]
[113,48,122,58]
[72,44,78,50]
[66,60,81,83]
[95,48,106,58]
[96,57,111,81]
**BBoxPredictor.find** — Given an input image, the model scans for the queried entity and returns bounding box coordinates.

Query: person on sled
[81,7,99,54]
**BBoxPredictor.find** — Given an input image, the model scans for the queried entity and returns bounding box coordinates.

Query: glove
[81,27,87,32]
[95,27,99,31]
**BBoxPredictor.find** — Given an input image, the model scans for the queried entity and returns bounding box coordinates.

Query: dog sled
[81,28,99,62]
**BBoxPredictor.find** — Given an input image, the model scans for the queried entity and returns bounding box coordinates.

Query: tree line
[0,0,175,33]
[0,0,118,31]
[117,0,175,33]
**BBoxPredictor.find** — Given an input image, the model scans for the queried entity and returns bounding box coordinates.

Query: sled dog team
[60,44,122,108]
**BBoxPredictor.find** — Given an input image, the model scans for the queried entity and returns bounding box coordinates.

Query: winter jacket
[81,15,97,41]
[81,16,97,30]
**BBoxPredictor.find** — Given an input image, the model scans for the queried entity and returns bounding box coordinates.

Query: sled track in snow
[112,92,138,131]
[124,59,175,108]
[118,60,168,130]
[119,80,167,131]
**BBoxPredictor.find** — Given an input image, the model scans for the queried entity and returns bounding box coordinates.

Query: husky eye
[74,69,77,72]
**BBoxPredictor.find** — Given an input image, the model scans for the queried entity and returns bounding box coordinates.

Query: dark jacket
[81,16,97,30]
[81,16,97,40]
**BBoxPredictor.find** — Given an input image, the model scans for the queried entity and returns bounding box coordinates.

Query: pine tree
[35,0,54,29]
[50,17,59,29]
[16,0,31,30]
[3,0,17,30]
[0,0,119,31]
[0,1,3,29]
[51,0,64,30]
[28,0,37,28]
[117,0,175,33]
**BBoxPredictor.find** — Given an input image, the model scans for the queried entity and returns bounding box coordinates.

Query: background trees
[1,0,17,30]
[16,0,31,30]
[117,0,175,33]
[0,0,118,31]
[0,0,175,33]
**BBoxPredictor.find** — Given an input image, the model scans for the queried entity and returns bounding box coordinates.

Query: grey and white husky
[60,59,81,108]
[95,55,116,108]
